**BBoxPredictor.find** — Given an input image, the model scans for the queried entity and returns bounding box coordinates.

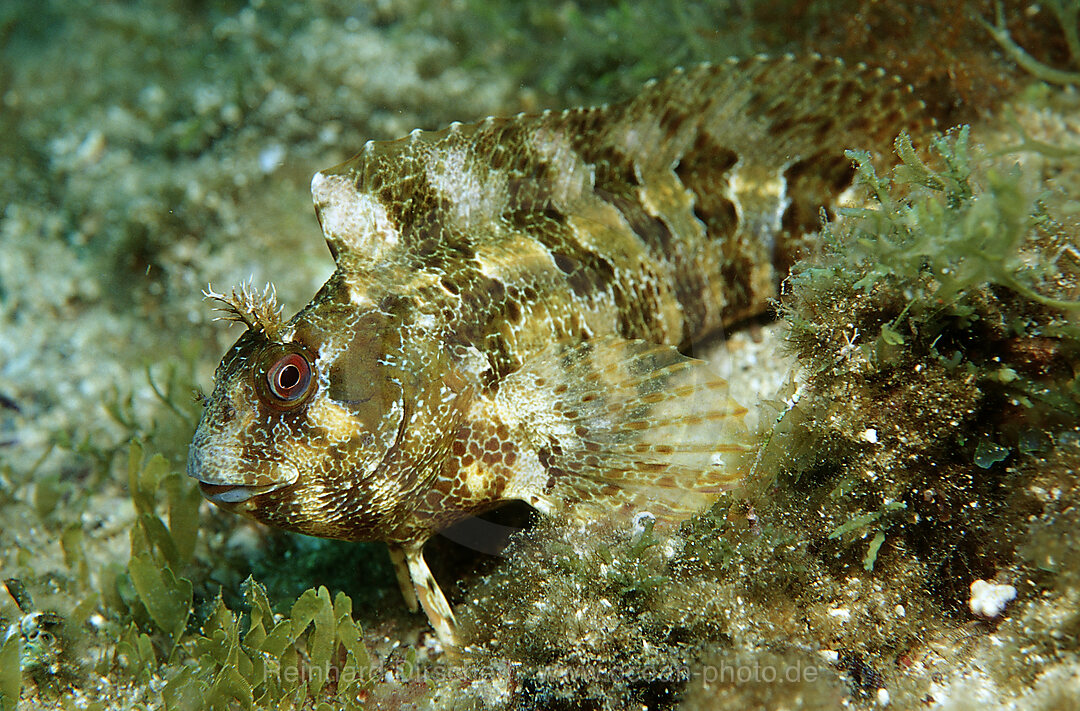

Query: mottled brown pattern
[188,56,928,647]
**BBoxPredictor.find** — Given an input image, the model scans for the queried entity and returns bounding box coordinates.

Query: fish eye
[256,345,315,409]
[268,353,310,400]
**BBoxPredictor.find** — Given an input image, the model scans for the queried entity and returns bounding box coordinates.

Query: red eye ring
[266,352,312,403]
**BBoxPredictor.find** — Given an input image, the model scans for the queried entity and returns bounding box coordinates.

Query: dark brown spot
[542,205,565,223]
[767,115,796,137]
[434,474,455,494]
[378,294,408,313]
[505,299,522,324]
[552,253,576,274]
[566,271,594,299]
[764,99,791,120]
[836,80,859,105]
[603,191,674,253]
[658,104,691,135]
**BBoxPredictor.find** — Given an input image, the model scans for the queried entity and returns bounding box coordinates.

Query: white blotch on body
[311,172,400,258]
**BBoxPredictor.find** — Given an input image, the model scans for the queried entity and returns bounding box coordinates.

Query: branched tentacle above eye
[204,280,284,339]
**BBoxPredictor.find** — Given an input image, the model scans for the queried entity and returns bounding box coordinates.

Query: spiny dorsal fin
[495,336,753,525]
[203,281,283,339]
[308,56,930,275]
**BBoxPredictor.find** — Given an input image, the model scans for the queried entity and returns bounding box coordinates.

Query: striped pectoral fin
[496,336,753,524]
[401,542,459,651]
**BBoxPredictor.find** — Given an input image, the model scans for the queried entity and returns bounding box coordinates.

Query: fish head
[188,288,421,541]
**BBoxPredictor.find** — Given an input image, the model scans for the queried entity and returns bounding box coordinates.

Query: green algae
[114,444,377,709]
[158,582,372,710]
[982,0,1080,86]
[0,631,19,711]
[781,126,1080,495]
[827,500,907,572]
[747,120,1080,706]
[787,124,1080,374]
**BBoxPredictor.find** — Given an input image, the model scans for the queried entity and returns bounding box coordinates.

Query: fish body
[188,56,926,645]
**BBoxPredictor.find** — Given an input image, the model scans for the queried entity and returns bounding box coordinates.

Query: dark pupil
[277,363,301,390]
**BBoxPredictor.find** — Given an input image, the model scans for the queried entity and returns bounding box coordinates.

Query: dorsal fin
[308,56,930,277]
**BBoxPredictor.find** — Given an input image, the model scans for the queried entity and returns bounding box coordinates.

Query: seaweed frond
[116,443,375,708]
[980,0,1080,85]
[204,281,284,339]
[827,125,1080,333]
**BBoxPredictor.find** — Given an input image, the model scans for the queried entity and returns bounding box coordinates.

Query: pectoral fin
[495,336,752,524]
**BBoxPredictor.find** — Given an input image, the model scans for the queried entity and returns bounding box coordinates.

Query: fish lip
[198,481,277,505]
[187,444,300,504]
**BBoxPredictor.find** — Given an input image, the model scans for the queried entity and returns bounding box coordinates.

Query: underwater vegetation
[1,445,378,710]
[982,0,1080,86]
[424,118,1080,709]
[1,0,1079,709]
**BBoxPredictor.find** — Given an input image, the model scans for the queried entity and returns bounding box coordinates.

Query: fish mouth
[197,481,278,505]
[187,443,299,505]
